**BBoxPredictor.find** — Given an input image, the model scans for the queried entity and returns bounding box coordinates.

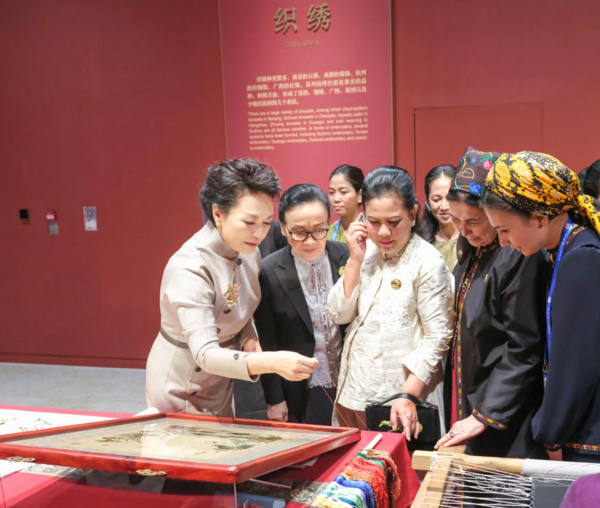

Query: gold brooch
[391,279,401,290]
[225,283,241,309]
[338,266,345,276]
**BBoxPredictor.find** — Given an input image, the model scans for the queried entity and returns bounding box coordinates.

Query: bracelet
[396,393,421,405]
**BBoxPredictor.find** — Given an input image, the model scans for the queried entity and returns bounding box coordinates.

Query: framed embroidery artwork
[0,413,360,483]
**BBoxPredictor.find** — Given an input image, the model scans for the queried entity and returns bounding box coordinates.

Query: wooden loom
[411,447,600,507]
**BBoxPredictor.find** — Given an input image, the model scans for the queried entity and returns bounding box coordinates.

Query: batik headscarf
[451,147,501,198]
[485,151,600,235]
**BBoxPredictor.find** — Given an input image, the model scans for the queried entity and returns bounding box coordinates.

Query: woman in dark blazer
[255,184,349,425]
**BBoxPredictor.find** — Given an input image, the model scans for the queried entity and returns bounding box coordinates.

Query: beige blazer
[327,234,454,431]
[146,221,260,416]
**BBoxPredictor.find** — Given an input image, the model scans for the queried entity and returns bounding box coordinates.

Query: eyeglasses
[286,228,328,242]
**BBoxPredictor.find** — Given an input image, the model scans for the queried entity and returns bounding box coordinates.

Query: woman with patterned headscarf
[483,151,600,463]
[435,147,550,459]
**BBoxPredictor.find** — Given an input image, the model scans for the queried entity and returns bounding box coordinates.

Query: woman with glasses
[255,184,349,425]
[328,166,453,437]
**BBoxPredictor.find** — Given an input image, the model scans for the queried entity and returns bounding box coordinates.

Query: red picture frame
[0,413,360,483]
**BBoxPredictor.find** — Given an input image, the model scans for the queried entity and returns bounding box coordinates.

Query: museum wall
[1,0,599,367]
[0,0,227,367]
[393,0,600,198]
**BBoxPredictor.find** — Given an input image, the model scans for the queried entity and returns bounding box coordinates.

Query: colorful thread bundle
[311,449,401,508]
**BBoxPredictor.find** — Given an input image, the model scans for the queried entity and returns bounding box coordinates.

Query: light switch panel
[83,207,98,231]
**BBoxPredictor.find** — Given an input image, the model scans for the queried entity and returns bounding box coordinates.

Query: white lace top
[327,234,454,431]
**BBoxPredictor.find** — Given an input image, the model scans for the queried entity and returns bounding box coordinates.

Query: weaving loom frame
[411,447,526,507]
[411,449,600,507]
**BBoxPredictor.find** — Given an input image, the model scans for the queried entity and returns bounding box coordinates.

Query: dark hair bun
[329,164,365,193]
[200,158,281,224]
[362,165,420,232]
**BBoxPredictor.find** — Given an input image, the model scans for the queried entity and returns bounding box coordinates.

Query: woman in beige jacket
[146,159,317,416]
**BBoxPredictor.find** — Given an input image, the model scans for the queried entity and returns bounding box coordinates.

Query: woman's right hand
[274,351,318,381]
[267,401,289,422]
[347,213,368,264]
[390,398,420,441]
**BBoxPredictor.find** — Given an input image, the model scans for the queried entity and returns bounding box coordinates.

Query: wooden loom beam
[413,450,526,475]
[411,472,443,508]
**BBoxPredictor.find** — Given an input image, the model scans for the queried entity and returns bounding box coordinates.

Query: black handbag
[365,393,441,451]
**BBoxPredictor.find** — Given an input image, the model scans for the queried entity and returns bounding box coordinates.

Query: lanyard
[332,219,342,241]
[544,217,574,384]
[332,215,364,241]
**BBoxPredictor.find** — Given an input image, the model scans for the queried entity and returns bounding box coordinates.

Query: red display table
[0,405,419,507]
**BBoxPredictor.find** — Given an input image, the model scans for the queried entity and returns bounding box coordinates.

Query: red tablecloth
[274,430,419,508]
[0,406,419,507]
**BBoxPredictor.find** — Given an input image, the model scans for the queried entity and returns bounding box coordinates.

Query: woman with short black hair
[146,158,317,416]
[327,164,365,242]
[255,184,349,425]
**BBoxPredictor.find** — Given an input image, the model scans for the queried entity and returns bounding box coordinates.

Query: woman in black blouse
[435,147,549,459]
[483,151,600,463]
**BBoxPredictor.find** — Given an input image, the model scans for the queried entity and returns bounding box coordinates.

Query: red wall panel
[1,0,599,368]
[394,0,600,184]
[414,103,543,201]
[220,0,393,195]
[0,0,227,367]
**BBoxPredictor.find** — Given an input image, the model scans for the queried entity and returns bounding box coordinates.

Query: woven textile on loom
[311,449,402,508]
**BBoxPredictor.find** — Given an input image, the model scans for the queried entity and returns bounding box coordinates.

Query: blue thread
[333,475,375,508]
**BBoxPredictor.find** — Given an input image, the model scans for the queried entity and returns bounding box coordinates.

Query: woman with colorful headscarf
[435,147,550,459]
[483,151,600,463]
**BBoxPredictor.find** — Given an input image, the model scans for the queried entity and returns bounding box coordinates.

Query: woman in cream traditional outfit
[327,166,454,439]
[146,159,317,416]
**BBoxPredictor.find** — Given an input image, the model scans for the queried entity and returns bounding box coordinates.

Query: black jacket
[254,242,349,419]
[445,240,550,458]
[532,229,600,463]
